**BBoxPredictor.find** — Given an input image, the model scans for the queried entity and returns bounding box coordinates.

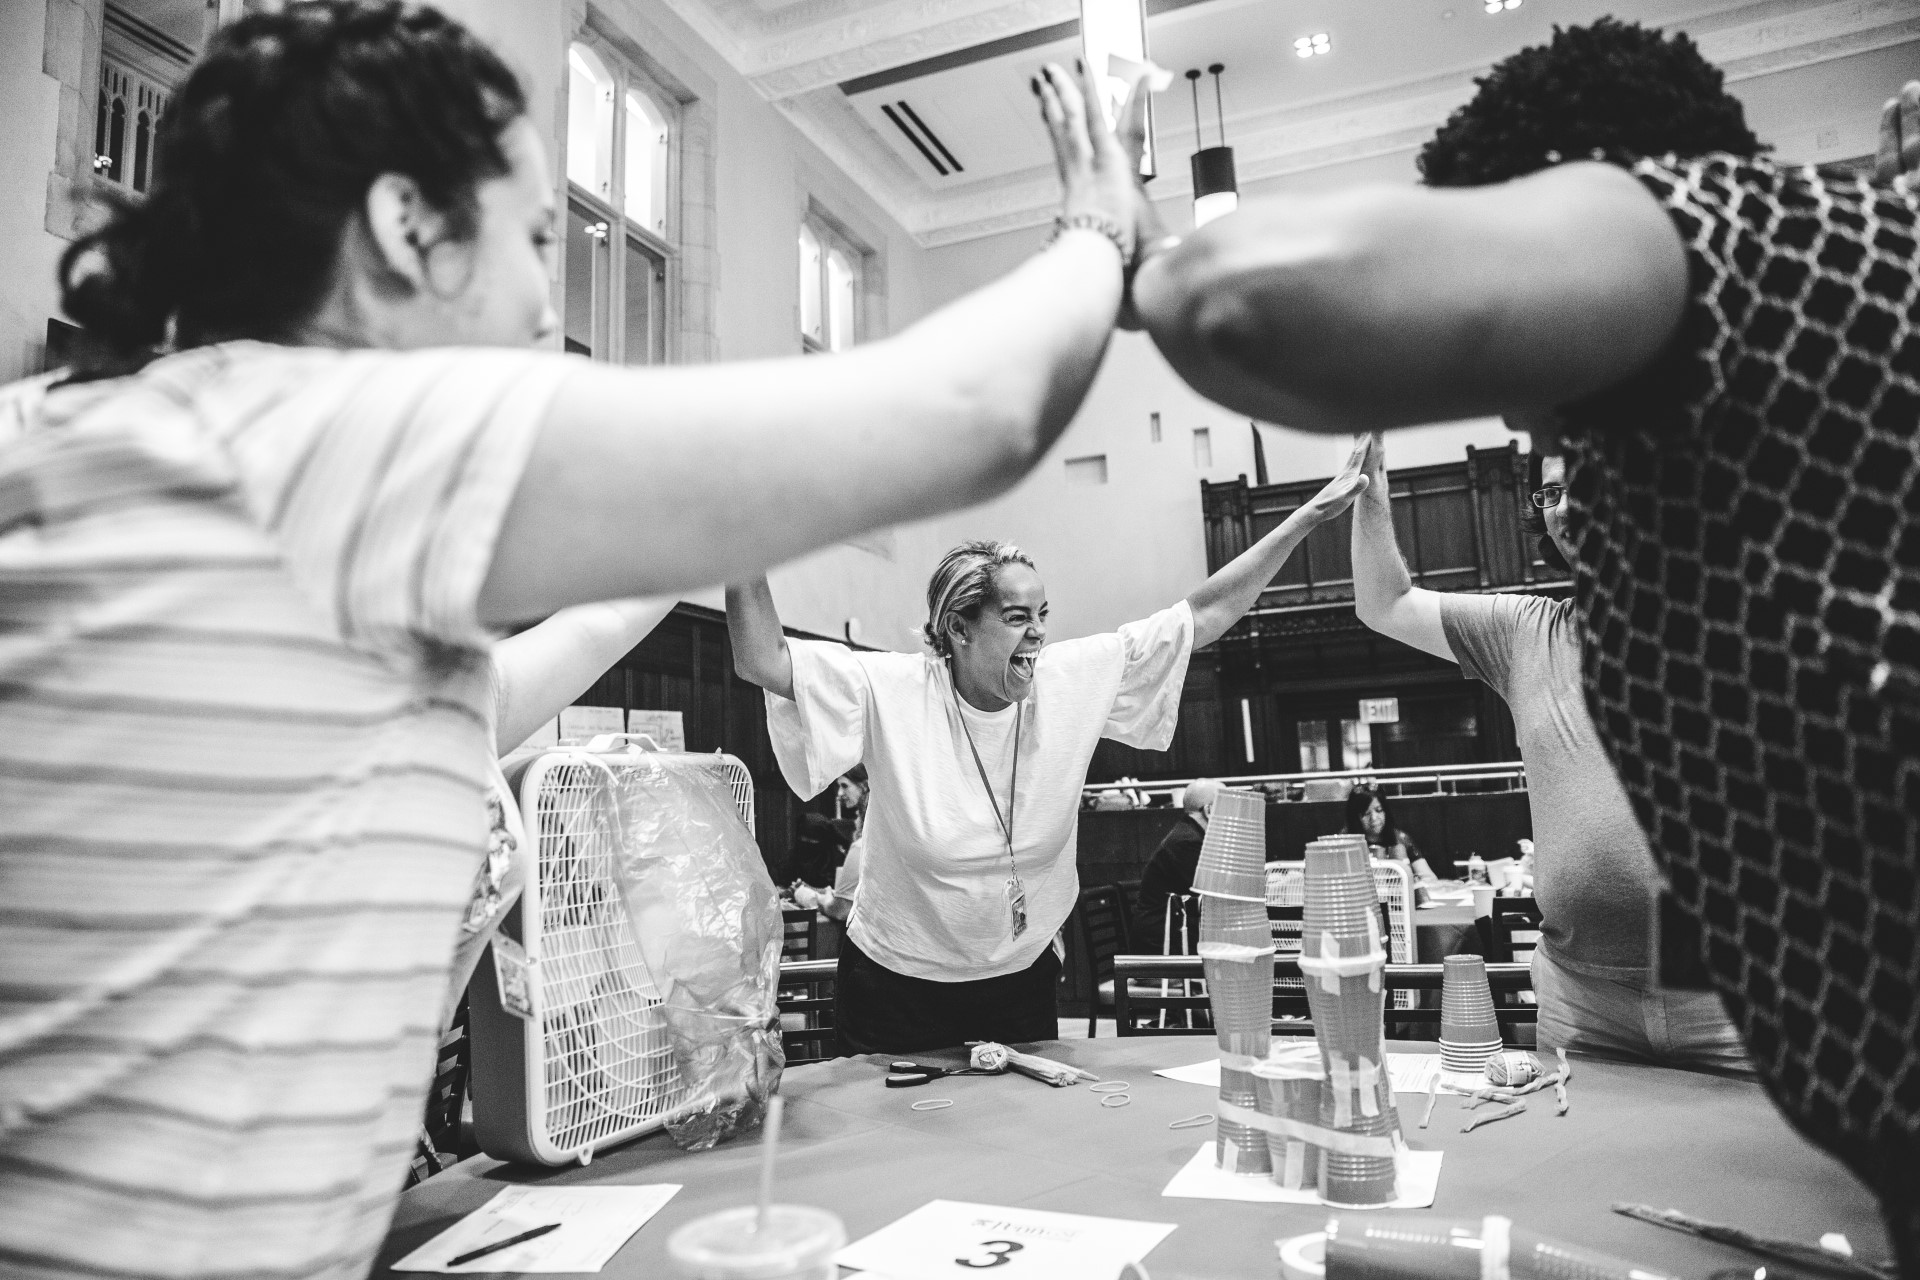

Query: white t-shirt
[0,341,566,1280]
[766,603,1193,981]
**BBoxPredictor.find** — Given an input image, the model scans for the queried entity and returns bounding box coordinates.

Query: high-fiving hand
[1876,81,1919,194]
[1297,434,1374,525]
[1033,61,1150,257]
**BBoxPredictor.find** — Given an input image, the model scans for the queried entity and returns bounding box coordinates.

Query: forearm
[1187,509,1320,648]
[725,579,793,699]
[1351,486,1415,626]
[480,233,1122,621]
[492,598,674,754]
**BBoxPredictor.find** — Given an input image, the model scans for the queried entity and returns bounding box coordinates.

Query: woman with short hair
[728,445,1370,1054]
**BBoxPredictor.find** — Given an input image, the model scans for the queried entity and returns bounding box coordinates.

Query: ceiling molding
[672,0,1920,247]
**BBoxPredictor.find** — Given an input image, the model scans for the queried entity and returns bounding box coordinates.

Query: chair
[1489,897,1544,965]
[405,992,472,1187]
[781,906,819,962]
[1112,955,1215,1035]
[1111,956,1537,1038]
[777,958,838,1066]
[1114,879,1141,918]
[1075,884,1132,1037]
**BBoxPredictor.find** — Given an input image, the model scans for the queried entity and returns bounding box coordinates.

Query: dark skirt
[833,932,1059,1056]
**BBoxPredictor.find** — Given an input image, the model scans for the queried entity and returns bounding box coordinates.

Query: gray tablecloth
[376,1038,1887,1279]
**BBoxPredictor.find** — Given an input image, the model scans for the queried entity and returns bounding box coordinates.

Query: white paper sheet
[1161,1143,1442,1208]
[391,1185,680,1273]
[836,1200,1175,1280]
[1152,1054,1451,1094]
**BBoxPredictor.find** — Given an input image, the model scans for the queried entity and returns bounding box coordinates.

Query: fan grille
[524,754,757,1157]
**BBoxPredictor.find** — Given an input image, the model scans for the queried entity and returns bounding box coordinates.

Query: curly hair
[1418,18,1763,187]
[921,540,1036,658]
[59,1,525,369]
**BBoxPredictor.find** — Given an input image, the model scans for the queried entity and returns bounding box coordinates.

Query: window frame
[798,209,868,356]
[563,36,679,366]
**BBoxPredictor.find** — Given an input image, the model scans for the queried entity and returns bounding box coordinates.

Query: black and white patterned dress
[1563,154,1920,1261]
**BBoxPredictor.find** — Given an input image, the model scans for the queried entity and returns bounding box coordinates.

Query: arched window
[133,109,152,192]
[566,44,615,201]
[107,98,126,184]
[563,40,676,366]
[624,89,669,237]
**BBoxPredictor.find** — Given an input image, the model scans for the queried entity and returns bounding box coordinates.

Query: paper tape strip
[1214,1100,1400,1158]
[1195,888,1269,904]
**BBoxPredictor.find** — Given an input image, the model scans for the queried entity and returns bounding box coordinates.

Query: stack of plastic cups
[1439,955,1503,1074]
[1251,1042,1325,1192]
[1301,834,1400,1208]
[1195,789,1273,1175]
[1322,1213,1683,1280]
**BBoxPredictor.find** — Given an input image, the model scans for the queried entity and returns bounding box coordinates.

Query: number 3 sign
[835,1200,1176,1280]
[956,1240,1025,1269]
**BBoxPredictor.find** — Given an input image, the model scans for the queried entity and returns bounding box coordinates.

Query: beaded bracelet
[1051,211,1133,264]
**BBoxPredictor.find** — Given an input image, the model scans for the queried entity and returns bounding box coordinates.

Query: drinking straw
[1419,1081,1440,1129]
[756,1094,784,1234]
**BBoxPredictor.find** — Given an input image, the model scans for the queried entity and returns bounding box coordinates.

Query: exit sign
[1359,698,1399,724]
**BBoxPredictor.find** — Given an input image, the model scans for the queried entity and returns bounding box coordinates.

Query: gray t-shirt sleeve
[1439,593,1528,697]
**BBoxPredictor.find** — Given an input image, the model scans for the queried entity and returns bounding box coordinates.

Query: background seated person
[791,767,868,924]
[1129,778,1222,951]
[1344,785,1439,883]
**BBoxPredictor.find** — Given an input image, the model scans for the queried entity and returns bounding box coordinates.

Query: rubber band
[1100,1093,1132,1108]
[1168,1114,1213,1129]
[1193,887,1266,904]
[1213,1100,1401,1158]
[1090,1080,1131,1094]
[911,1098,954,1111]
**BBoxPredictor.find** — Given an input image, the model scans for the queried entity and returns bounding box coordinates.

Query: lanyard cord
[951,675,1021,878]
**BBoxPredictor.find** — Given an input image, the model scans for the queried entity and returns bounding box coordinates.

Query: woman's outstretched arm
[480,63,1144,623]
[1131,162,1688,433]
[725,578,794,701]
[491,598,674,753]
[1185,436,1369,649]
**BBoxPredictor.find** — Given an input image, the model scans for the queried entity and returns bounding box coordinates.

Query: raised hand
[1875,81,1919,194]
[1033,61,1146,254]
[1298,433,1373,525]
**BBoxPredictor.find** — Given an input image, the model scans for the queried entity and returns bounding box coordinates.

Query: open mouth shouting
[1008,650,1039,682]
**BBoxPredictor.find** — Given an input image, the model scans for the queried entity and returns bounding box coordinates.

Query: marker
[448,1223,561,1267]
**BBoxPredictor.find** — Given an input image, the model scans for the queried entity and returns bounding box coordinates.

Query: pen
[448,1222,561,1267]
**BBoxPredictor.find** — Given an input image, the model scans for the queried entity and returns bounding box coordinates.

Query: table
[1415,903,1482,962]
[376,1039,1888,1279]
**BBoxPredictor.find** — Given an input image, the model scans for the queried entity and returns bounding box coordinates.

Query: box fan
[470,734,756,1165]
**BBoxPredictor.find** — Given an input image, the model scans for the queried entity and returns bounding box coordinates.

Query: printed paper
[1161,1144,1442,1207]
[391,1185,679,1273]
[836,1200,1175,1280]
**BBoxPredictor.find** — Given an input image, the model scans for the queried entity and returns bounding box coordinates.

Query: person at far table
[1129,778,1222,951]
[791,767,868,924]
[1343,784,1439,884]
[1351,435,1747,1074]
[728,448,1368,1055]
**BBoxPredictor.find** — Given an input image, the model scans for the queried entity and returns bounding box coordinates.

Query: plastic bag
[605,751,784,1150]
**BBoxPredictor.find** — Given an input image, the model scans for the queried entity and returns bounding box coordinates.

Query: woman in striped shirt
[0,3,1143,1277]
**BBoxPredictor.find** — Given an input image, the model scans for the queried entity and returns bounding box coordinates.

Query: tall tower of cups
[1301,834,1403,1207]
[1194,789,1274,1175]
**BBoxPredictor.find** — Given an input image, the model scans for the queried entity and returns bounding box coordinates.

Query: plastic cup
[1319,1109,1400,1208]
[1323,1214,1481,1280]
[1218,1064,1272,1175]
[1471,885,1496,919]
[668,1205,847,1280]
[1253,1045,1326,1191]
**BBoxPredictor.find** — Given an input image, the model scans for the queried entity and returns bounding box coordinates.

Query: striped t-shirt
[0,341,569,1279]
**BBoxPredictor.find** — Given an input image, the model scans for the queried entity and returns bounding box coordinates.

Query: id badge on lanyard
[1006,873,1029,939]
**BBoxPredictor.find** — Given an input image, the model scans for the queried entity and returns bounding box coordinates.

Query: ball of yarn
[970,1042,1011,1072]
[1485,1051,1540,1087]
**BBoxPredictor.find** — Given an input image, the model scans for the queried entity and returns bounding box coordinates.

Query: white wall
[0,2,72,384]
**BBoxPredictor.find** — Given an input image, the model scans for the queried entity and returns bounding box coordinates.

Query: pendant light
[1188,63,1237,227]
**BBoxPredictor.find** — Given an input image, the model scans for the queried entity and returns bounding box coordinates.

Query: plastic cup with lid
[667,1205,846,1280]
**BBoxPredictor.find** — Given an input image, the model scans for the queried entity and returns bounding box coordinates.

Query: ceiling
[112,0,211,54]
[666,0,1919,245]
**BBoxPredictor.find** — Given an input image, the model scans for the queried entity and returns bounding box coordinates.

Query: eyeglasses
[1529,484,1566,510]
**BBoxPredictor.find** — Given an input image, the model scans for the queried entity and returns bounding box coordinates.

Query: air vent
[881,101,965,177]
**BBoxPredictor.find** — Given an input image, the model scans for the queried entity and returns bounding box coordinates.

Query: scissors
[885,1060,993,1088]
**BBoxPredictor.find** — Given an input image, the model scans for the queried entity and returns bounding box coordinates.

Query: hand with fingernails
[1031,61,1150,266]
